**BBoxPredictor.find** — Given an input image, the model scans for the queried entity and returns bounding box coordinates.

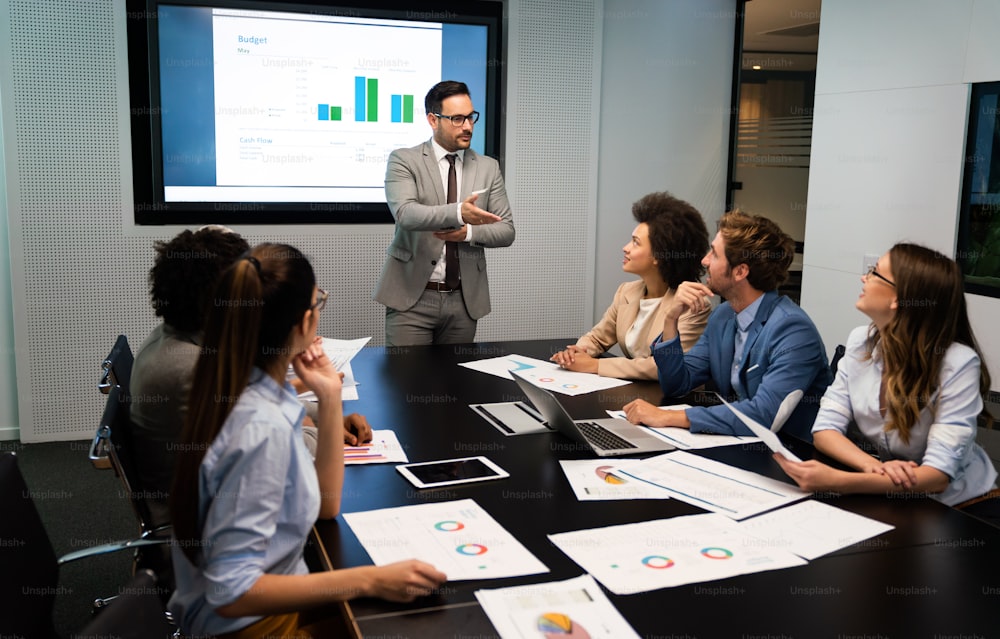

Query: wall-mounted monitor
[126,0,504,225]
[958,81,1000,298]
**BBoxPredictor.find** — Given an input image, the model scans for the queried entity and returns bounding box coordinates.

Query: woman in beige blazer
[552,192,711,380]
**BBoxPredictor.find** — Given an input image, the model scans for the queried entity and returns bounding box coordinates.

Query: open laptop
[511,370,674,457]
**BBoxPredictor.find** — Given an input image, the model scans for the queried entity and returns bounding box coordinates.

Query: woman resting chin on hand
[169,244,446,639]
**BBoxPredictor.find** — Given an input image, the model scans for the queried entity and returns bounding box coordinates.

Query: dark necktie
[445,154,460,290]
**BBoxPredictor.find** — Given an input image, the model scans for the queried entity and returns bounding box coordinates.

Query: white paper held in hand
[714,390,803,462]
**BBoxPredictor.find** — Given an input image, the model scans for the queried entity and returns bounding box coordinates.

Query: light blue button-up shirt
[813,326,997,505]
[169,368,319,636]
[730,294,765,399]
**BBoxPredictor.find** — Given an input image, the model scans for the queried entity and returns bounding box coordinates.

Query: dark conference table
[311,340,1000,638]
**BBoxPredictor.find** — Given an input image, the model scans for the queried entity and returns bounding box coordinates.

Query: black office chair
[91,335,168,538]
[827,343,876,455]
[74,570,175,639]
[98,334,134,397]
[0,452,172,637]
[93,335,134,470]
[830,344,846,376]
[88,385,172,606]
[89,385,165,535]
[92,334,176,609]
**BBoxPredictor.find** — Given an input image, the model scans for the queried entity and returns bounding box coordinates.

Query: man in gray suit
[375,80,515,346]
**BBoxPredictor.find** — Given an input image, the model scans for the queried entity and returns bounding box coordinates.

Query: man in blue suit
[624,210,831,441]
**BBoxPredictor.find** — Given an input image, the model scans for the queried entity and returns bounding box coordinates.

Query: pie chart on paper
[594,465,626,485]
[537,612,592,639]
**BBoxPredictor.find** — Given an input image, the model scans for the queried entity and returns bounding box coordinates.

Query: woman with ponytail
[168,244,445,639]
[775,243,997,507]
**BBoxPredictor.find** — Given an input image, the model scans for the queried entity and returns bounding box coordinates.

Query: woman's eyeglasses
[864,265,895,287]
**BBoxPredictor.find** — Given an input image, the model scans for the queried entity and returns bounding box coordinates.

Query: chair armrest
[87,425,111,461]
[58,536,171,565]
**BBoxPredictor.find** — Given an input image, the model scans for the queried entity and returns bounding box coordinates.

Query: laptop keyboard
[577,421,637,450]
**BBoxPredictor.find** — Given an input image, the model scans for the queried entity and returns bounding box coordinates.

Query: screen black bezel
[125,0,504,225]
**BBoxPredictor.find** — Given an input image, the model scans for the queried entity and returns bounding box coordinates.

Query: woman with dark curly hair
[551,192,711,380]
[131,226,250,526]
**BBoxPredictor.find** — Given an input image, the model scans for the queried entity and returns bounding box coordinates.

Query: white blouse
[623,296,661,358]
[812,325,996,506]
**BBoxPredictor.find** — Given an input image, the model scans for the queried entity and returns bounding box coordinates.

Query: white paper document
[342,499,549,581]
[343,430,408,465]
[606,407,759,450]
[320,336,371,369]
[558,459,672,501]
[459,355,630,395]
[737,500,894,560]
[715,391,803,461]
[476,574,641,639]
[294,336,369,402]
[618,450,810,520]
[548,513,806,594]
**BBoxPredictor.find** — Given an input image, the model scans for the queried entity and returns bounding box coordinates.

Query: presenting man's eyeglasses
[432,111,480,126]
[311,288,329,312]
[864,265,895,287]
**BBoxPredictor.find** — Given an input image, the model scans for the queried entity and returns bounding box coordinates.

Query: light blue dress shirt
[813,326,997,506]
[730,294,764,399]
[169,368,320,636]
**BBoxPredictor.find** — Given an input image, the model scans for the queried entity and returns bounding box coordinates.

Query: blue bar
[391,94,402,123]
[355,76,366,122]
[318,104,329,121]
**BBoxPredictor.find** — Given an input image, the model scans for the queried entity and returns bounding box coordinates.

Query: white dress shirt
[812,325,997,505]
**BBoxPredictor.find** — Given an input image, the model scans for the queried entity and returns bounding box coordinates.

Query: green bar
[367,78,378,122]
[403,94,413,123]
[330,106,342,121]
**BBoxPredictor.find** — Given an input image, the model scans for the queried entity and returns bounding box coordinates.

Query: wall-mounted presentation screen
[127,0,503,225]
[958,81,1000,298]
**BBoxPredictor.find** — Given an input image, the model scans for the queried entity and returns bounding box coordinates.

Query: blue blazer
[652,290,832,441]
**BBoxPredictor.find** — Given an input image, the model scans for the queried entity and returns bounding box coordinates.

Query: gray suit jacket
[374,139,515,319]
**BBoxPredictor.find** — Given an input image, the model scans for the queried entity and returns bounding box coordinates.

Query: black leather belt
[426,281,460,292]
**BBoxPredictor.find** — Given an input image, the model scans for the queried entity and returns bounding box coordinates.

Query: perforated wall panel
[3,0,600,441]
[479,0,600,344]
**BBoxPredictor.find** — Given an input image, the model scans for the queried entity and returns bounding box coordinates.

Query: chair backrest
[0,452,59,639]
[99,334,134,396]
[93,385,159,536]
[75,569,175,639]
[830,344,846,376]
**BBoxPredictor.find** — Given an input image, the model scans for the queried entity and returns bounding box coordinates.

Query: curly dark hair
[717,210,794,291]
[148,227,249,333]
[631,192,710,289]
